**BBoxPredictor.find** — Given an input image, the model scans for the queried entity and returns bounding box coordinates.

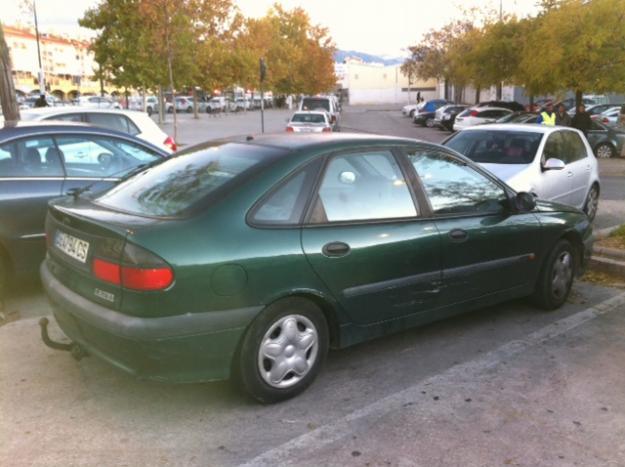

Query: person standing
[571,104,592,135]
[555,104,571,126]
[34,94,48,107]
[618,104,625,127]
[536,102,556,126]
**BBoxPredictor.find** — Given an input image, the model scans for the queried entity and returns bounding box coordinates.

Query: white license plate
[55,231,90,263]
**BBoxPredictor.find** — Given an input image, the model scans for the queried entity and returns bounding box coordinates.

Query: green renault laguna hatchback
[41,134,592,403]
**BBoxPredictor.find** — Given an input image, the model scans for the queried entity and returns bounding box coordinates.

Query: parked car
[402,103,419,118]
[593,107,621,126]
[412,99,449,127]
[21,107,176,154]
[207,96,227,113]
[453,107,514,131]
[39,133,591,403]
[76,96,122,109]
[586,120,625,159]
[568,103,619,117]
[299,96,340,129]
[128,96,163,116]
[171,97,194,113]
[286,111,332,133]
[434,104,469,131]
[20,94,63,109]
[495,112,540,124]
[443,124,600,220]
[476,101,525,112]
[0,121,168,294]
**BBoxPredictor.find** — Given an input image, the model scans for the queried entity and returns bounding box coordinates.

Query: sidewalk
[247,293,625,467]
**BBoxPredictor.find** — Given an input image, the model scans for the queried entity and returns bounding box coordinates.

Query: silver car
[286,111,332,133]
[443,124,601,221]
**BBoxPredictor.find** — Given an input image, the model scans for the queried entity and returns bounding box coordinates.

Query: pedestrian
[618,103,625,128]
[536,102,556,126]
[34,94,48,108]
[571,104,592,135]
[555,104,571,126]
[416,91,421,103]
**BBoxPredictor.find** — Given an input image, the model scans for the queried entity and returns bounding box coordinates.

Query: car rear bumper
[41,260,261,382]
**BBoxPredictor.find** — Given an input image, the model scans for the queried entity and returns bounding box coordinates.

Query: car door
[536,131,573,205]
[585,120,607,152]
[0,136,64,275]
[301,148,442,325]
[405,148,542,305]
[561,130,593,208]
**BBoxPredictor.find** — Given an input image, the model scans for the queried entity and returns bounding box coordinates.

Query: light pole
[497,0,503,100]
[33,0,45,96]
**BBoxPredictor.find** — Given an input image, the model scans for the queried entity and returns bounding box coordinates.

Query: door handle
[449,229,468,242]
[322,241,351,257]
[567,171,574,177]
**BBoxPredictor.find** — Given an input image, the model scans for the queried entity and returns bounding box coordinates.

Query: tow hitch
[38,317,89,361]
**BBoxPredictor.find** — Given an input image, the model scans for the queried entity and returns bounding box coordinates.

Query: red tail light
[322,127,332,132]
[601,117,609,124]
[92,243,173,291]
[470,110,479,117]
[286,126,294,132]
[163,136,177,152]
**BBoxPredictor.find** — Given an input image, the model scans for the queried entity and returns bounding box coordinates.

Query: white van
[299,96,340,130]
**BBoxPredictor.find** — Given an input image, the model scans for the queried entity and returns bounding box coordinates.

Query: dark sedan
[0,122,168,295]
[586,120,625,158]
[40,134,592,403]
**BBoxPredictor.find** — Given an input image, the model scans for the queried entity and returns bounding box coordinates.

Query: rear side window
[86,113,139,135]
[445,130,543,164]
[561,131,588,163]
[96,142,282,217]
[46,113,83,123]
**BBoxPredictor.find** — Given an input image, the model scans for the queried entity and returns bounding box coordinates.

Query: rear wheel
[532,239,575,310]
[594,143,615,159]
[237,298,328,403]
[583,184,599,222]
[425,118,435,128]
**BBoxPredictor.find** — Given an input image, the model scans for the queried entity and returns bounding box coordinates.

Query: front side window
[561,131,588,163]
[309,150,417,223]
[408,150,507,215]
[86,113,130,134]
[542,132,566,164]
[55,135,161,178]
[0,137,64,177]
[47,113,83,123]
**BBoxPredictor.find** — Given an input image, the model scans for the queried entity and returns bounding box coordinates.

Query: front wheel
[594,143,615,159]
[425,118,435,128]
[237,298,329,403]
[531,239,575,310]
[583,184,599,222]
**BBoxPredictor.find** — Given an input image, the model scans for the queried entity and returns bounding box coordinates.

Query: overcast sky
[4,0,540,57]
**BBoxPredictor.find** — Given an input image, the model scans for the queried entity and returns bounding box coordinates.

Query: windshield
[291,113,326,124]
[95,142,283,217]
[444,130,544,164]
[301,98,330,112]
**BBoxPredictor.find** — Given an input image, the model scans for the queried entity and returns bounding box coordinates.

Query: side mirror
[514,191,537,212]
[542,158,565,170]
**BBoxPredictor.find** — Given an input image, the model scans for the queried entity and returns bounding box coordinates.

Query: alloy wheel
[595,144,614,159]
[551,251,573,300]
[257,314,319,389]
[584,186,599,221]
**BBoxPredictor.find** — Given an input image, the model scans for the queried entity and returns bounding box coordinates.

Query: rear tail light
[601,117,609,124]
[322,127,332,132]
[470,110,479,117]
[286,126,294,132]
[163,136,177,152]
[92,242,173,291]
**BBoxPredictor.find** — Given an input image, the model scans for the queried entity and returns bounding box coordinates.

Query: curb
[590,255,625,276]
[594,224,623,240]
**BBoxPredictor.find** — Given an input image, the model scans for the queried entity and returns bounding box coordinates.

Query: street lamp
[32,0,45,97]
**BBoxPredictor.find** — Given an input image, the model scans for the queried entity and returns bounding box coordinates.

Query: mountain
[334,50,406,66]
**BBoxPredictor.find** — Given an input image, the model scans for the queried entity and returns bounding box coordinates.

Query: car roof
[183,133,421,155]
[20,107,145,118]
[292,111,328,116]
[458,123,575,134]
[474,107,513,112]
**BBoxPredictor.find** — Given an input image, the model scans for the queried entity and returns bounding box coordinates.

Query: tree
[0,23,20,121]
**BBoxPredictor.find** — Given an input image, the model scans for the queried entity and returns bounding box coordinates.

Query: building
[336,58,438,105]
[4,25,116,100]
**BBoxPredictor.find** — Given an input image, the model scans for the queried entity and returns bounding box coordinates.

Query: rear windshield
[301,98,330,112]
[291,113,326,124]
[444,130,544,164]
[95,142,282,217]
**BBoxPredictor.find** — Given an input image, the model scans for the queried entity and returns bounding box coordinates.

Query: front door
[537,131,573,205]
[405,148,542,305]
[301,148,442,325]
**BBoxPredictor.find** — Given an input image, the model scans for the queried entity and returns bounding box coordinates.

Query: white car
[21,107,176,154]
[593,106,621,126]
[453,107,514,131]
[75,96,122,109]
[402,104,419,118]
[443,124,601,220]
[286,111,332,133]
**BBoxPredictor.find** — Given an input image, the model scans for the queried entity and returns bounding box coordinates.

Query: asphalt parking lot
[1,106,624,467]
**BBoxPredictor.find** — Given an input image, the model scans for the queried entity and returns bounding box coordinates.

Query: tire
[237,298,329,403]
[409,109,416,118]
[583,184,599,222]
[531,239,575,310]
[147,106,153,116]
[187,106,193,113]
[425,118,435,128]
[594,143,615,159]
[167,107,173,114]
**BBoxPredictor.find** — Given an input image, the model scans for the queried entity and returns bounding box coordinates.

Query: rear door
[301,147,441,325]
[0,136,64,275]
[561,130,593,208]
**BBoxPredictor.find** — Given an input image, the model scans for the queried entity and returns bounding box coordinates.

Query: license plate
[54,231,90,263]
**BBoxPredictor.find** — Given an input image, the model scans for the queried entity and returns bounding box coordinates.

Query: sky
[4,0,541,57]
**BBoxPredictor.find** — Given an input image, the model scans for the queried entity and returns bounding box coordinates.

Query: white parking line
[240,292,625,467]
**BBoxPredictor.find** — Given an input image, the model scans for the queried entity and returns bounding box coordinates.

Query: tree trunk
[496,82,502,100]
[475,86,481,104]
[193,87,198,119]
[575,89,583,110]
[0,24,20,121]
[158,86,164,124]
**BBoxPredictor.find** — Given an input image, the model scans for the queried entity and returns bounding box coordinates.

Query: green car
[41,134,592,403]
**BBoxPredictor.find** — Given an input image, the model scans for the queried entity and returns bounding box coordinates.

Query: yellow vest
[541,111,556,126]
